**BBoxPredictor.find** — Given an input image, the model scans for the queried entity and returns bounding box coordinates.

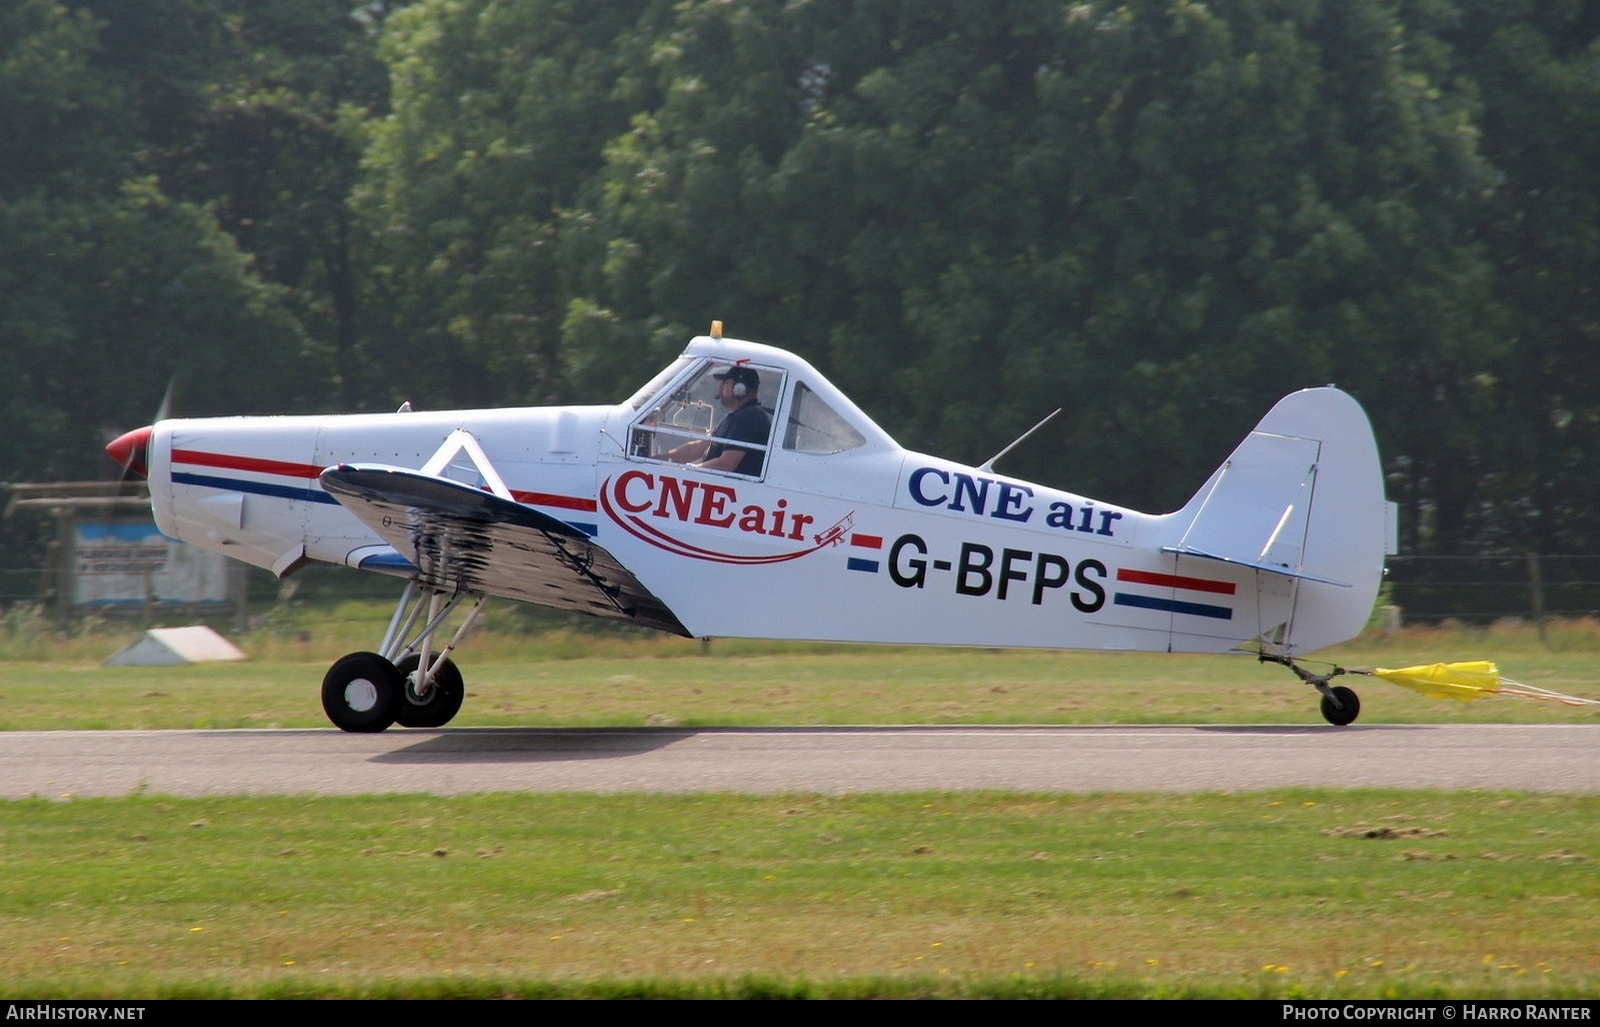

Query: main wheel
[393,652,465,728]
[1319,685,1361,726]
[321,652,402,733]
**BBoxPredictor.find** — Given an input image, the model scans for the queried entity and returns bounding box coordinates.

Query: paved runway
[0,723,1594,798]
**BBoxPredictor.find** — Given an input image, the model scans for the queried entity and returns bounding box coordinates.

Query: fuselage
[129,334,1388,655]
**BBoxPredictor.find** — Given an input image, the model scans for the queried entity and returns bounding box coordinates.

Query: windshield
[624,356,696,410]
[628,359,783,478]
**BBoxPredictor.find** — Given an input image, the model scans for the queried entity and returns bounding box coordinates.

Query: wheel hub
[343,678,380,712]
[405,674,435,704]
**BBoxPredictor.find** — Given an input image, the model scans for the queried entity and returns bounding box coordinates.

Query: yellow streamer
[1371,661,1502,703]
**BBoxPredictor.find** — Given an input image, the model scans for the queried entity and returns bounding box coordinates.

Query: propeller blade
[153,378,175,424]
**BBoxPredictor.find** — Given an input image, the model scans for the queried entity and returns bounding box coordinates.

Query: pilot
[665,364,771,475]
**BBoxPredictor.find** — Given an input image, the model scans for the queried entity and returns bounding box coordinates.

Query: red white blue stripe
[171,449,598,534]
[1112,567,1235,620]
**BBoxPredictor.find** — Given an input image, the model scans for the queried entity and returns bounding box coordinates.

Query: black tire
[1319,685,1361,726]
[393,653,465,728]
[321,652,402,733]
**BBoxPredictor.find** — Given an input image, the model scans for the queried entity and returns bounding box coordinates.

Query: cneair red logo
[600,470,848,564]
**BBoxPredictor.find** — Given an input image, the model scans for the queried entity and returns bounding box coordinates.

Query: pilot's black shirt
[707,402,771,476]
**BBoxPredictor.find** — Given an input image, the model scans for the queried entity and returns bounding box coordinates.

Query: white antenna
[978,409,1061,473]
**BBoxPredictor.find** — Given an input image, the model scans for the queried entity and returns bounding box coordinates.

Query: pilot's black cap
[713,365,760,389]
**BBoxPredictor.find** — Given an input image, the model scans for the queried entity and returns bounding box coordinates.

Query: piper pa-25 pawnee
[107,323,1399,732]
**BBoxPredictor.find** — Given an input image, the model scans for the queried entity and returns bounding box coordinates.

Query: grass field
[3,605,1600,730]
[2,791,1596,999]
[0,610,1596,998]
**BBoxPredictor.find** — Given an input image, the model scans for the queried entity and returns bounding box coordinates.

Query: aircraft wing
[319,464,690,637]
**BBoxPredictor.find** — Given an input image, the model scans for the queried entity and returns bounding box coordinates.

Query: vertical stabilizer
[1170,388,1394,654]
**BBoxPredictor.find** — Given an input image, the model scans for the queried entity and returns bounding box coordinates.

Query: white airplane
[106,323,1397,732]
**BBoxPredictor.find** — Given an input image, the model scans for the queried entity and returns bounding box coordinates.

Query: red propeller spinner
[106,425,154,479]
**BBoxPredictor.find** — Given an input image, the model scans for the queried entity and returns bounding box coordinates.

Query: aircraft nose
[106,425,154,479]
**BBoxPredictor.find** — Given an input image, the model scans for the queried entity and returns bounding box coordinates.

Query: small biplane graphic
[109,323,1412,731]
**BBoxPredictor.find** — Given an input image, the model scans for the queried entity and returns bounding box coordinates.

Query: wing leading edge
[320,465,690,637]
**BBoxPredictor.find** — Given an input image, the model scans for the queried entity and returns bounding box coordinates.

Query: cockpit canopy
[624,339,882,480]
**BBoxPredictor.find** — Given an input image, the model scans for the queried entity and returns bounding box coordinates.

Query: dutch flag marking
[1112,567,1235,620]
[847,532,883,573]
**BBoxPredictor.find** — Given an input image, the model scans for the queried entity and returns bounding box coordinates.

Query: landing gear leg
[1259,652,1362,727]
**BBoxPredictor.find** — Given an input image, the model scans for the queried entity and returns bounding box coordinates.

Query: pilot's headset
[723,365,755,399]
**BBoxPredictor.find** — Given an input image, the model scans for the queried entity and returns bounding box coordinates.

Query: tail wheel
[1319,685,1361,726]
[393,653,465,728]
[321,652,401,733]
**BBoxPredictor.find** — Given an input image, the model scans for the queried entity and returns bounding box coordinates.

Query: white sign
[73,522,231,606]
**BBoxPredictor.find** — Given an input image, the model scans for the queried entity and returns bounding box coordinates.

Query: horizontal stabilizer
[320,464,689,636]
[1158,544,1350,586]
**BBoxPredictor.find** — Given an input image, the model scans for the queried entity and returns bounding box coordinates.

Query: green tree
[1446,0,1600,554]
[561,0,1500,525]
[356,0,653,409]
[0,1,312,481]
[13,0,1595,566]
[72,0,398,410]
